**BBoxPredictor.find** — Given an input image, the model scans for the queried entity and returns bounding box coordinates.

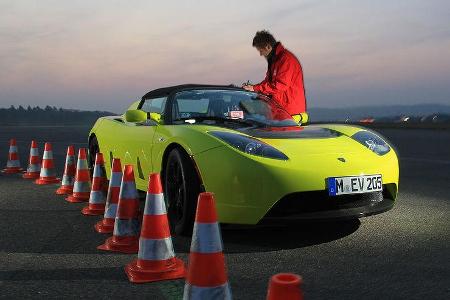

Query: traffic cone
[66,148,91,203]
[95,158,122,233]
[183,192,232,300]
[2,138,23,174]
[266,273,303,300]
[22,140,41,179]
[82,153,108,215]
[35,142,60,184]
[125,173,185,283]
[97,165,140,253]
[55,145,76,194]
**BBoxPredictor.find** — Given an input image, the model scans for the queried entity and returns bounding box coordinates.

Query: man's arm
[253,56,292,95]
[243,70,269,92]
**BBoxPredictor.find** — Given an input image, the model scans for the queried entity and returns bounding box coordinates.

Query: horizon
[2,101,450,115]
[1,1,449,113]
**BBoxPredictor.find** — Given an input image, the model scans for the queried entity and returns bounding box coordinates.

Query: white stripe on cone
[138,237,175,261]
[7,160,20,168]
[144,193,166,215]
[109,172,122,187]
[121,181,138,199]
[27,164,40,172]
[190,222,224,253]
[30,148,39,156]
[40,167,56,178]
[104,203,118,218]
[61,174,74,186]
[9,146,18,152]
[43,151,53,160]
[74,181,90,192]
[183,283,232,300]
[76,158,87,169]
[113,218,140,237]
[89,191,106,204]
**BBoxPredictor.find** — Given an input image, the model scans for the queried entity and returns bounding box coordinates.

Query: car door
[119,97,167,190]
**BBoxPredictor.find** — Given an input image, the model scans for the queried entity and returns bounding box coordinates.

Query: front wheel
[164,148,200,236]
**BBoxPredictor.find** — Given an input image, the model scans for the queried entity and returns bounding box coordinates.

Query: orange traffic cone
[266,273,303,300]
[95,158,122,233]
[56,146,76,194]
[97,165,140,253]
[82,153,108,215]
[2,138,23,174]
[125,173,185,283]
[66,148,91,203]
[22,140,41,179]
[35,142,60,184]
[183,192,232,299]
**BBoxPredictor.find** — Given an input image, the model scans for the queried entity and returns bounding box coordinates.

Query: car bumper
[194,146,399,225]
[261,188,395,222]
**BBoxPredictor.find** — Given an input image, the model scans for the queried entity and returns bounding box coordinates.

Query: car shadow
[172,219,361,254]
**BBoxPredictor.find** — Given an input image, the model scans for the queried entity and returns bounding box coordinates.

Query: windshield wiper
[173,116,267,127]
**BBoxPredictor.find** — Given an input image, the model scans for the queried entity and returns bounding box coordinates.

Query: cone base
[125,258,185,283]
[82,206,105,216]
[97,236,139,254]
[35,177,61,185]
[94,220,114,234]
[22,172,40,179]
[56,186,73,195]
[2,168,23,174]
[66,194,89,203]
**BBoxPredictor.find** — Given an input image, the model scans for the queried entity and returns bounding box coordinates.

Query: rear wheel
[164,148,200,236]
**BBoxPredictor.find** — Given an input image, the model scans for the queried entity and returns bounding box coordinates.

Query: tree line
[0,105,114,125]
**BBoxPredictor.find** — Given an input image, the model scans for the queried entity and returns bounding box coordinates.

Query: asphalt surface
[0,125,449,299]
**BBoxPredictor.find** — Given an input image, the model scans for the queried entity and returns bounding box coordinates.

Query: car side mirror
[125,109,147,123]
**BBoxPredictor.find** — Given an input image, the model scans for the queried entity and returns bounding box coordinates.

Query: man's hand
[242,84,254,92]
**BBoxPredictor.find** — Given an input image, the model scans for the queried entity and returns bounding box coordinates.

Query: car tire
[164,147,200,236]
[88,135,99,176]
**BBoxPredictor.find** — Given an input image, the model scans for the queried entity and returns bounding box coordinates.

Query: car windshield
[172,89,298,127]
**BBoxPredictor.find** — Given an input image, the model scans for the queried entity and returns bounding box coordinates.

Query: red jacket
[253,43,307,115]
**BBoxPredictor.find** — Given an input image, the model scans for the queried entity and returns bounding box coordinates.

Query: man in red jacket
[243,30,308,123]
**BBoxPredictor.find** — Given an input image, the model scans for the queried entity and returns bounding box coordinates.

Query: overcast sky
[1,0,449,113]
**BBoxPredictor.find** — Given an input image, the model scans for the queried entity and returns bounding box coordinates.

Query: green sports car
[88,84,399,235]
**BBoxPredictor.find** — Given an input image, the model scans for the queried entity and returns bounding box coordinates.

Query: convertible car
[88,84,399,235]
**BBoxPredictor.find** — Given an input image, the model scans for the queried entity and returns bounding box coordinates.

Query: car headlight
[352,130,391,155]
[209,131,288,160]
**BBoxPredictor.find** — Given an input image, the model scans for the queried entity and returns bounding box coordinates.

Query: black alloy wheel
[164,148,200,236]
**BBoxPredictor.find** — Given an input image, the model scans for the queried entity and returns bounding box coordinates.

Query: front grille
[265,187,390,218]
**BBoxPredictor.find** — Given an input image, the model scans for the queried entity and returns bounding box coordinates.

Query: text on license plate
[328,174,383,196]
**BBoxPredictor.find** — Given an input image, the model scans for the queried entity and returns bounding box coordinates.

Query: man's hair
[252,30,277,48]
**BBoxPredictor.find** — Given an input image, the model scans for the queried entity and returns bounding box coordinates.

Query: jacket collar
[267,42,282,67]
[274,42,284,56]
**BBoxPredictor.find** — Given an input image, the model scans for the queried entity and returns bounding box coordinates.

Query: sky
[1,0,449,113]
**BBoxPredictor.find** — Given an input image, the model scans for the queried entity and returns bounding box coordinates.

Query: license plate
[328,174,383,196]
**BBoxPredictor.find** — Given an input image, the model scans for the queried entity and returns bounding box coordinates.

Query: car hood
[237,126,341,139]
[185,124,369,157]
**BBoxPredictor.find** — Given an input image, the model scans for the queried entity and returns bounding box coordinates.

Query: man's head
[252,30,277,58]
